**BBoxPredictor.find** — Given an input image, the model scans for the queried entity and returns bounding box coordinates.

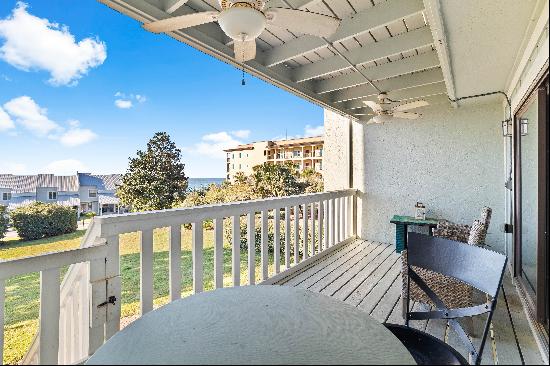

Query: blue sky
[0,1,322,178]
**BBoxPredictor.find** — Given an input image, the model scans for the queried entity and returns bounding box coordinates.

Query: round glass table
[87,286,415,365]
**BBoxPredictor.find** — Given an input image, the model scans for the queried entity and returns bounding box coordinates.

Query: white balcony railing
[1,189,357,365]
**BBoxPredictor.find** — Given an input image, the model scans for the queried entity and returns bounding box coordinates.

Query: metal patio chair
[385,232,507,365]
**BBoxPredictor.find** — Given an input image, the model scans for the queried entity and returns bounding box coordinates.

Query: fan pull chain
[241,33,246,86]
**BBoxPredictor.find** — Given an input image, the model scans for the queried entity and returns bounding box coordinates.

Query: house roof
[0,174,79,193]
[0,173,122,193]
[78,173,122,191]
[6,194,80,210]
[98,194,120,205]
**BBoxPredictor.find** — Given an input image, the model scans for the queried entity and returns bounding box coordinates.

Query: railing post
[232,215,241,287]
[284,207,291,269]
[340,197,347,241]
[140,229,154,314]
[104,235,121,340]
[192,222,204,294]
[261,210,269,281]
[247,212,255,285]
[353,192,358,237]
[293,205,299,264]
[214,219,224,289]
[330,199,336,247]
[274,208,281,274]
[318,200,324,252]
[88,258,106,357]
[310,202,316,256]
[169,225,182,300]
[303,204,309,260]
[39,268,61,365]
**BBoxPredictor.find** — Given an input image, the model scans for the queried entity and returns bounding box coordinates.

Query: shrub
[223,212,307,258]
[0,206,8,241]
[11,202,77,241]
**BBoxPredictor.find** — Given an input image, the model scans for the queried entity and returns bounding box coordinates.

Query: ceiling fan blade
[265,8,340,38]
[364,100,383,113]
[393,111,421,120]
[234,39,257,63]
[393,100,429,112]
[143,11,219,33]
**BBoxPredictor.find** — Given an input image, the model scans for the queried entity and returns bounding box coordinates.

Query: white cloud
[231,129,250,139]
[135,94,147,103]
[59,125,98,147]
[185,131,243,159]
[2,97,97,146]
[43,159,87,175]
[115,99,133,109]
[114,92,147,109]
[0,2,106,86]
[3,95,60,135]
[0,106,15,131]
[304,124,324,136]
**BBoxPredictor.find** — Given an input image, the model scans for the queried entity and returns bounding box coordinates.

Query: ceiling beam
[422,0,457,106]
[264,0,322,9]
[314,51,440,94]
[293,27,433,83]
[262,0,425,67]
[343,82,447,110]
[162,0,189,14]
[331,68,443,103]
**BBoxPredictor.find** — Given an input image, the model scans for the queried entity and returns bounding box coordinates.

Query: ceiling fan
[363,93,429,124]
[143,0,341,63]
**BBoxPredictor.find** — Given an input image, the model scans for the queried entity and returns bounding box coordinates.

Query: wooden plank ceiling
[98,0,448,119]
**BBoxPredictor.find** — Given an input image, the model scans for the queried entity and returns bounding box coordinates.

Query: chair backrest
[407,232,506,297]
[405,233,508,365]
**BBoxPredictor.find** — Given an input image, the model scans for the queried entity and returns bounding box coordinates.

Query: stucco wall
[323,109,350,191]
[327,101,507,252]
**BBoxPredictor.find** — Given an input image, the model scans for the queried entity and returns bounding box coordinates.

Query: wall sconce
[520,118,529,136]
[501,118,529,137]
[501,119,513,137]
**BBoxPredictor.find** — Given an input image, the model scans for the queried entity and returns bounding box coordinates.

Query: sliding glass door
[514,73,548,330]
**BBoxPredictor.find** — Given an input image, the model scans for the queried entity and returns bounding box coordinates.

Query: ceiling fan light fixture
[371,115,393,124]
[218,7,266,41]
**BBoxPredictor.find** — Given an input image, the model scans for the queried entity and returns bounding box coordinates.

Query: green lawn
[0,226,291,364]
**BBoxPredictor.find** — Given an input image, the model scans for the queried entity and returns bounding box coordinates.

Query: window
[239,153,242,158]
[89,189,98,198]
[2,192,11,201]
[48,191,57,200]
[293,150,301,157]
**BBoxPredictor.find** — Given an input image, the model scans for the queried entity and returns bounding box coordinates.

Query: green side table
[390,215,441,253]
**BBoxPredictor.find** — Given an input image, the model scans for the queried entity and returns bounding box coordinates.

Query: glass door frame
[513,70,549,329]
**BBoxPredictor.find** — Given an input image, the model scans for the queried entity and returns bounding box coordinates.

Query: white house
[0,173,123,215]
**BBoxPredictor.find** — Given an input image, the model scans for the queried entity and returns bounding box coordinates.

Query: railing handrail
[95,189,356,233]
[7,189,357,365]
[0,242,107,280]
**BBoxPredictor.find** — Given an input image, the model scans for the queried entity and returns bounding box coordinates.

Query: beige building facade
[224,136,323,181]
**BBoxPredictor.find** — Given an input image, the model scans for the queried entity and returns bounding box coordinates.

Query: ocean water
[187,178,225,191]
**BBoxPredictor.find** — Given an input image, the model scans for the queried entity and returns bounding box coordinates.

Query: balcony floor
[274,239,545,365]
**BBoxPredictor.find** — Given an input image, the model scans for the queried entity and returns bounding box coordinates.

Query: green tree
[118,132,188,211]
[300,168,324,193]
[251,162,302,198]
[0,206,9,241]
